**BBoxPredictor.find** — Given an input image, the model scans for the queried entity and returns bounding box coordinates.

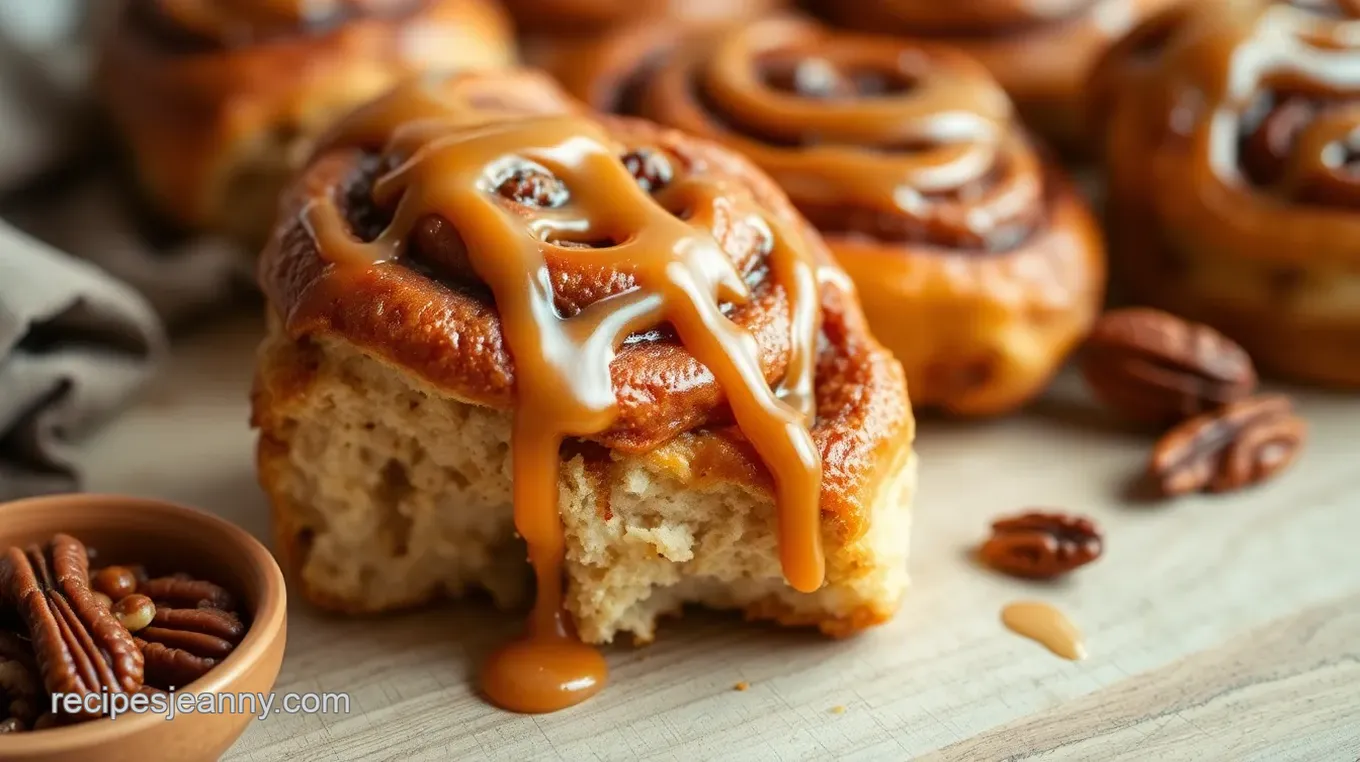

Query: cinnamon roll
[564,16,1105,415]
[251,70,916,711]
[1095,0,1360,387]
[504,0,782,34]
[98,0,514,248]
[808,0,1184,150]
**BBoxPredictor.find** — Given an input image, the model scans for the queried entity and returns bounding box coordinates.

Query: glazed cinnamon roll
[1096,0,1360,387]
[98,0,514,248]
[504,0,781,34]
[808,0,1184,150]
[251,70,916,711]
[563,16,1105,415]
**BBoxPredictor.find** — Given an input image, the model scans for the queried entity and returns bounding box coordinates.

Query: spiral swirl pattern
[616,17,1045,252]
[560,16,1105,415]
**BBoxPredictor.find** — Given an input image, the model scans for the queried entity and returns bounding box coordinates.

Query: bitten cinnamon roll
[98,0,514,248]
[504,0,781,34]
[564,16,1105,415]
[1095,0,1360,387]
[251,70,916,712]
[808,0,1184,150]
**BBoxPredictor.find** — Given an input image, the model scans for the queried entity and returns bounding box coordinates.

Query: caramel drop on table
[1001,601,1086,661]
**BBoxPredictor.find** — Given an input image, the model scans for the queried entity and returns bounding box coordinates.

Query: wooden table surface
[77,314,1360,761]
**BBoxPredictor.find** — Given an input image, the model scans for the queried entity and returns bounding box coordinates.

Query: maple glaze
[300,79,826,712]
[1001,601,1086,660]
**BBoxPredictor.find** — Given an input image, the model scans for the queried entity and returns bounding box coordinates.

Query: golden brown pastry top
[100,0,513,233]
[1094,0,1360,266]
[260,70,911,533]
[583,16,1053,254]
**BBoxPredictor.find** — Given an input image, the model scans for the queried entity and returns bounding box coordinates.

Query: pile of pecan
[1081,308,1307,497]
[0,534,247,732]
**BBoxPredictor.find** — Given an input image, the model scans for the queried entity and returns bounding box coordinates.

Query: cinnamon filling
[306,87,827,713]
[623,18,1048,252]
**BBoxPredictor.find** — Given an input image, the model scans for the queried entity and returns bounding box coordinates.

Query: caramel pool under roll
[1094,0,1360,388]
[563,16,1106,416]
[251,70,917,712]
[98,0,514,249]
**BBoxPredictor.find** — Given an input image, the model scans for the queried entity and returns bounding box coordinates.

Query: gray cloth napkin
[0,220,166,500]
[0,0,251,324]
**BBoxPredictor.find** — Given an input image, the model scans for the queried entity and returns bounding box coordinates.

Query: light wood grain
[925,594,1360,762]
[75,314,1360,761]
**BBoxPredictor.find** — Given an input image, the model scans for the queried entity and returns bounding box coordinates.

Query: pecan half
[138,639,216,691]
[1082,308,1257,425]
[139,576,235,611]
[0,635,41,729]
[137,608,245,690]
[979,512,1104,580]
[1149,394,1307,496]
[0,535,144,709]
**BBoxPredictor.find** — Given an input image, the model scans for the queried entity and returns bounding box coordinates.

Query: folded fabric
[9,175,253,324]
[0,220,165,500]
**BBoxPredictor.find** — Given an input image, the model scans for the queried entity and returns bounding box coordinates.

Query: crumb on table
[733,681,750,692]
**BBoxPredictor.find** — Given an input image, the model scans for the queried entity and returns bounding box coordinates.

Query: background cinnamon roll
[251,70,917,700]
[504,0,782,34]
[98,0,514,248]
[807,0,1184,151]
[565,16,1106,416]
[1096,0,1360,387]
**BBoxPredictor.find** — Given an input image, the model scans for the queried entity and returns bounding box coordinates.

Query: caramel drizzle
[303,89,825,711]
[635,18,1044,248]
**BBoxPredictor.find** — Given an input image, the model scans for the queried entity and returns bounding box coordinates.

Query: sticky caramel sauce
[1001,601,1086,661]
[303,85,825,712]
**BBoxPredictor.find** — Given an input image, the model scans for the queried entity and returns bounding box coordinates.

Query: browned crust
[98,0,514,232]
[256,70,913,543]
[831,164,1106,415]
[1108,199,1360,388]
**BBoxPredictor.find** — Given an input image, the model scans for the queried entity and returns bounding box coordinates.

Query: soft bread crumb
[253,324,916,642]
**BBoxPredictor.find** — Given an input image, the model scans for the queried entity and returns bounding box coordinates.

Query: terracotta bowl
[0,494,287,762]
